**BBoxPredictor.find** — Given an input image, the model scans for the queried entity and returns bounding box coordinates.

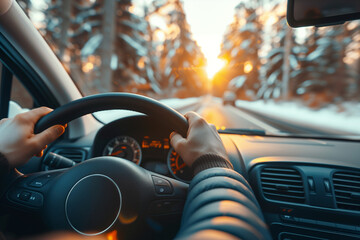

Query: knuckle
[176,140,186,150]
[38,106,52,112]
[30,140,43,151]
[14,114,26,123]
[195,117,207,126]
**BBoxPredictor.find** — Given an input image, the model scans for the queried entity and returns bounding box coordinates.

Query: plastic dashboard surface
[226,134,360,239]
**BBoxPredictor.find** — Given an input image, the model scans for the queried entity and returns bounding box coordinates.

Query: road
[175,95,353,136]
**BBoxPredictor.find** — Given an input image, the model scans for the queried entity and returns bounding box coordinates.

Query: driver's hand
[170,112,228,167]
[0,107,66,168]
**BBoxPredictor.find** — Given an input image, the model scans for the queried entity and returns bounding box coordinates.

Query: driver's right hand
[169,111,228,167]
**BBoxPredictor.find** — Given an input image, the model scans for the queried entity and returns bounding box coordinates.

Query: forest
[16,0,360,108]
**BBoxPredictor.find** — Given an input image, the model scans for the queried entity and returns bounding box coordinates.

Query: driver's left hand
[0,107,66,168]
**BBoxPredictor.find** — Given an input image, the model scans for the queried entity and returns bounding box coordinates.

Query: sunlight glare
[82,62,94,73]
[244,61,253,73]
[206,58,227,79]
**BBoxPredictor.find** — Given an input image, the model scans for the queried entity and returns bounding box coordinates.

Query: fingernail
[35,150,44,157]
[63,123,68,128]
[170,132,175,139]
[56,125,65,135]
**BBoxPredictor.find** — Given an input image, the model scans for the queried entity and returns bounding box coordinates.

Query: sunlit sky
[183,0,239,78]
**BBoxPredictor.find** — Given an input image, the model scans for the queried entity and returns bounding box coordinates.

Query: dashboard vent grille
[260,167,305,203]
[54,148,86,163]
[333,171,360,211]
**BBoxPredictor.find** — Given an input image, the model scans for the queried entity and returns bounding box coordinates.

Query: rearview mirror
[287,0,360,27]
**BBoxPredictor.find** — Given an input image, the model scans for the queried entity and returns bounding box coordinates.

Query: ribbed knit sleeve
[192,154,233,175]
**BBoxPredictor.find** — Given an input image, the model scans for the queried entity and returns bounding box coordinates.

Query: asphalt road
[175,96,353,136]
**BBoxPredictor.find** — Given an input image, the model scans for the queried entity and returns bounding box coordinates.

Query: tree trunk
[59,0,72,60]
[99,0,116,92]
[282,27,293,100]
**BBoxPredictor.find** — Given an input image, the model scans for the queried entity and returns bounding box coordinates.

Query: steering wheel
[2,93,189,238]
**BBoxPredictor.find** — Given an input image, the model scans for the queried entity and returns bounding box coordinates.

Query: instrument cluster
[92,116,193,182]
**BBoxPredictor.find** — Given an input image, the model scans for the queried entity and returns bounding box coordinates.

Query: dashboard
[36,115,360,240]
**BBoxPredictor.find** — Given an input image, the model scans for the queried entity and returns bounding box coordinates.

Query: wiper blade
[218,128,266,136]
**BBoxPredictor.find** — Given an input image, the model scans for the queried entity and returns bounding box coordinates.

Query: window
[0,62,34,118]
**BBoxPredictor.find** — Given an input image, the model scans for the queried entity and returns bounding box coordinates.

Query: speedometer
[103,136,142,165]
[167,148,192,182]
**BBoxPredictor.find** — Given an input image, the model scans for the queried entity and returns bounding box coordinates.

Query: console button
[152,176,173,194]
[29,174,53,188]
[19,191,31,201]
[148,200,184,215]
[152,176,170,186]
[28,192,43,207]
[7,189,43,208]
[155,185,172,194]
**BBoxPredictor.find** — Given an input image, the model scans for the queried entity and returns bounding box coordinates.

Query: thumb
[32,125,65,148]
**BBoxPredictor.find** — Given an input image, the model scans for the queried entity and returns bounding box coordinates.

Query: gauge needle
[110,150,123,156]
[177,162,186,170]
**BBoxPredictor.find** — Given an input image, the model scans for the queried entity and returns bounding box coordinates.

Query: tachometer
[167,148,192,182]
[103,136,142,165]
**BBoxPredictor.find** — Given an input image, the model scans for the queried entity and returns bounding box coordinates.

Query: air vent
[333,171,360,211]
[54,148,86,163]
[260,167,305,203]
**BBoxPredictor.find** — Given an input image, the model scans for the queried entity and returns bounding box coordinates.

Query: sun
[205,58,227,79]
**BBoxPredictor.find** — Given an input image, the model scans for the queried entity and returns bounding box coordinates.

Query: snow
[160,97,199,109]
[94,97,199,123]
[236,100,360,135]
[8,101,29,118]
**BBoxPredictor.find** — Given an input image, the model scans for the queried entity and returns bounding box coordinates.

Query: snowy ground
[94,97,199,123]
[236,100,360,135]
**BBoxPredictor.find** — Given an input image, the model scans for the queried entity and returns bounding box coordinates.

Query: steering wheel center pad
[34,93,189,137]
[65,174,122,235]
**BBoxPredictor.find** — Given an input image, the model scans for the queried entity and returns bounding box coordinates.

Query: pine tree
[292,25,353,107]
[214,2,262,100]
[259,13,298,100]
[34,0,166,96]
[112,1,162,95]
[156,0,207,98]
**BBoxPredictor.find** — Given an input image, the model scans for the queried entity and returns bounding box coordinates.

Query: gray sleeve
[175,167,272,240]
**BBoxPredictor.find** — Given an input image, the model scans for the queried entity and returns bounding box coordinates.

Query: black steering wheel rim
[34,93,189,137]
[4,93,190,238]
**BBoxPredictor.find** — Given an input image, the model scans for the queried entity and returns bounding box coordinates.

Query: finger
[185,112,207,128]
[170,131,177,139]
[32,125,65,149]
[21,107,53,124]
[184,111,202,121]
[170,132,186,150]
[209,124,217,132]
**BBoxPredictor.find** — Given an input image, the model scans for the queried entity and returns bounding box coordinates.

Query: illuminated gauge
[103,136,142,165]
[167,148,192,182]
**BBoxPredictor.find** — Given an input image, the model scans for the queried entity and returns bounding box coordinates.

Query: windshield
[22,0,360,139]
